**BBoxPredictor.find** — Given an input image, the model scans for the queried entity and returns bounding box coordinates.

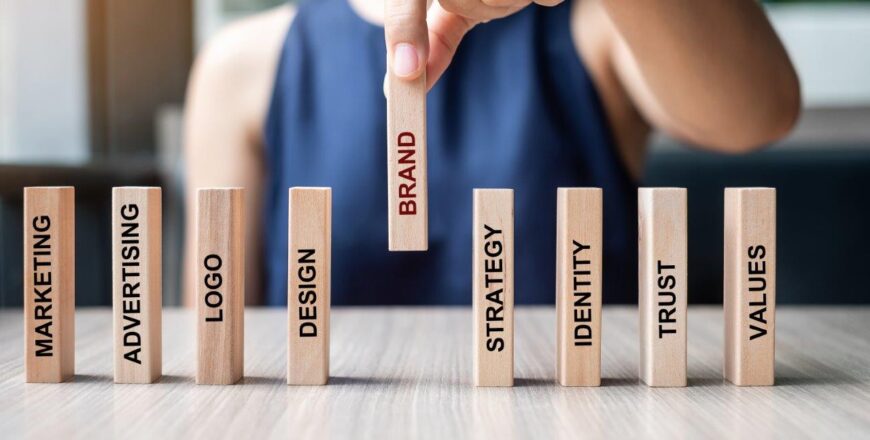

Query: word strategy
[473,189,515,387]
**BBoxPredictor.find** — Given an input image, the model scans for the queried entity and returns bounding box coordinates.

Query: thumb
[425,4,477,90]
[384,0,429,80]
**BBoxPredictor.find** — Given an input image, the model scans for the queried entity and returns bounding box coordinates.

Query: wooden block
[112,187,162,383]
[23,187,75,383]
[724,188,776,386]
[556,188,602,387]
[196,188,245,385]
[386,69,428,251]
[287,187,331,385]
[473,189,514,387]
[638,188,687,387]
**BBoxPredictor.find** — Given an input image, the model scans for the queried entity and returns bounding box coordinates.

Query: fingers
[425,3,478,89]
[533,0,563,7]
[384,0,430,80]
[440,0,522,20]
[384,0,551,90]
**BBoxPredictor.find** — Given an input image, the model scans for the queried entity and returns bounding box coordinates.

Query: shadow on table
[329,376,397,386]
[514,378,552,387]
[601,377,640,387]
[775,375,863,386]
[72,374,112,383]
[687,377,725,387]
[243,376,285,386]
[71,374,193,384]
[158,375,192,384]
[776,360,865,386]
[466,377,643,387]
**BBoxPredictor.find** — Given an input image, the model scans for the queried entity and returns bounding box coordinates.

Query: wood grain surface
[386,69,428,251]
[556,188,602,387]
[196,188,245,384]
[638,188,688,387]
[725,188,777,386]
[112,187,162,383]
[23,186,75,383]
[473,189,514,386]
[0,307,868,439]
[287,188,331,385]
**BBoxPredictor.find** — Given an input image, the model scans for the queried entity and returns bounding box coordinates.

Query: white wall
[769,3,870,108]
[0,0,89,163]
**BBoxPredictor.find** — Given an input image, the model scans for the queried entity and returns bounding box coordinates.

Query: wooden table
[1,307,868,438]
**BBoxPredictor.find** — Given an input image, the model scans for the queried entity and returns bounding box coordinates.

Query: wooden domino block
[386,68,428,251]
[23,187,75,383]
[287,187,331,385]
[556,188,602,387]
[196,188,245,385]
[724,187,776,386]
[473,189,514,387]
[112,187,162,383]
[638,188,687,387]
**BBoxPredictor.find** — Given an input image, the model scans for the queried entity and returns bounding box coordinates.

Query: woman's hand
[384,0,563,89]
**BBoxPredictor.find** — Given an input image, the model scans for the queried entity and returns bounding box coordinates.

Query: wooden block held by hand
[386,68,428,251]
[196,188,245,385]
[638,188,687,387]
[556,188,602,387]
[24,187,75,383]
[287,187,331,385]
[112,187,162,383]
[724,188,776,386]
[473,189,514,387]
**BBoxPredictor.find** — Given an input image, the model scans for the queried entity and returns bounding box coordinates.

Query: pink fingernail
[393,43,419,77]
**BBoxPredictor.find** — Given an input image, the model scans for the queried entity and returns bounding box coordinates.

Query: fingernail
[393,43,419,77]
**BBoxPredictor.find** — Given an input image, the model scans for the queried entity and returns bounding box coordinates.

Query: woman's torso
[263,0,637,305]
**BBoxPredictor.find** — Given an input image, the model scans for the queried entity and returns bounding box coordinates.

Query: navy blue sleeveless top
[264,0,637,305]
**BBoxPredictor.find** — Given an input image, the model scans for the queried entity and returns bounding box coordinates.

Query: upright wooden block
[473,189,514,387]
[638,188,687,387]
[196,188,245,385]
[287,187,331,385]
[112,187,162,383]
[556,188,602,387]
[724,188,776,386]
[386,69,428,251]
[23,187,75,383]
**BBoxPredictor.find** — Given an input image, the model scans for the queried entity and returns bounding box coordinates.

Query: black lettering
[299,322,317,337]
[35,339,53,357]
[745,245,770,340]
[486,338,505,352]
[655,261,679,339]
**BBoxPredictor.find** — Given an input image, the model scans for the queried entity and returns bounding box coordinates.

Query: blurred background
[1,0,868,307]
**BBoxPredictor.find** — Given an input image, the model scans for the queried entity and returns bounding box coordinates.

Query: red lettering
[399,183,416,198]
[399,200,416,215]
[398,132,415,147]
[398,165,416,182]
[395,132,419,216]
[397,148,415,165]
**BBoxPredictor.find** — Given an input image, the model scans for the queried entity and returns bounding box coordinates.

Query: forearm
[181,53,268,307]
[602,0,800,151]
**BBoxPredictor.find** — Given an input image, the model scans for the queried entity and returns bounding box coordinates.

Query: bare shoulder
[187,5,296,143]
[569,0,649,179]
[197,5,295,75]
